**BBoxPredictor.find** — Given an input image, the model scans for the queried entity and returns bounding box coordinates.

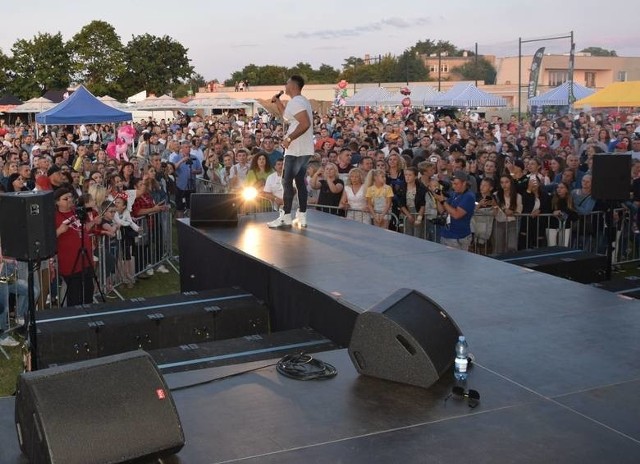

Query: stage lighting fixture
[242,187,258,201]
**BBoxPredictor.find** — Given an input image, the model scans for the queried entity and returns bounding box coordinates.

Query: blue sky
[1,0,637,82]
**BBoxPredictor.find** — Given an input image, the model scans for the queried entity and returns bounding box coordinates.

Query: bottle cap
[458,335,465,341]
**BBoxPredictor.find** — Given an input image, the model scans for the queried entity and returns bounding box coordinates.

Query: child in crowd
[99,201,119,296]
[113,196,139,288]
[366,168,394,229]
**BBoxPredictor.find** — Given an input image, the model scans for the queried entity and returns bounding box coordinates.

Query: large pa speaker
[348,288,462,389]
[591,154,631,200]
[190,193,239,227]
[0,191,57,261]
[15,351,185,464]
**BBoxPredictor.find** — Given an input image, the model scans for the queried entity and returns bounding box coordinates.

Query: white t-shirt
[284,95,313,157]
[263,172,284,200]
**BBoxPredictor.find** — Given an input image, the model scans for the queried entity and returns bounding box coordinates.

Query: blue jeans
[0,280,28,331]
[282,155,311,214]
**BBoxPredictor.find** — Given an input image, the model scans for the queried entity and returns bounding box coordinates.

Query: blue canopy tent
[427,83,507,108]
[528,81,595,107]
[36,85,132,124]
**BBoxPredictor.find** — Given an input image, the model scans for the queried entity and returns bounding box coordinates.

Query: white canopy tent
[343,87,395,107]
[7,97,55,114]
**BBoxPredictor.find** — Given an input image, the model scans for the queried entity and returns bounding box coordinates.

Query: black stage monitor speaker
[190,192,239,227]
[15,351,185,464]
[591,153,631,200]
[349,288,462,389]
[0,191,57,261]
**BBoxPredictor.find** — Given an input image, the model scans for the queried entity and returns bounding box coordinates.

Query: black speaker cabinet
[349,288,462,389]
[591,154,631,200]
[0,191,57,261]
[15,351,185,464]
[190,193,239,227]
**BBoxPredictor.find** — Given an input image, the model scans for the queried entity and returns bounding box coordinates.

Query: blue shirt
[441,189,476,239]
[169,152,202,190]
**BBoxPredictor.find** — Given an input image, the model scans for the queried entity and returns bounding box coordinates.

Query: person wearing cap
[433,170,476,251]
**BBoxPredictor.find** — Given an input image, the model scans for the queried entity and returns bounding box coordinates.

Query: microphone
[271,91,284,103]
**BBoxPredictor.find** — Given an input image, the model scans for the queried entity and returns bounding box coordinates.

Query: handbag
[122,225,138,240]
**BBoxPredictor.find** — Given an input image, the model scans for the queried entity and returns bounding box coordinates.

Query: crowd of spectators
[1,108,640,345]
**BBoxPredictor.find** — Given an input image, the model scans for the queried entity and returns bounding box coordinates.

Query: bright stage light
[242,187,258,201]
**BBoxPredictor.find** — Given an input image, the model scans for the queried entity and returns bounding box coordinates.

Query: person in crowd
[433,171,476,251]
[492,174,523,254]
[366,168,394,229]
[170,140,202,218]
[113,196,138,288]
[340,168,369,224]
[245,152,273,190]
[397,166,427,238]
[228,148,250,191]
[54,188,96,306]
[261,135,284,167]
[5,173,29,192]
[119,162,137,190]
[543,182,578,247]
[519,176,543,250]
[311,162,344,215]
[262,158,286,212]
[131,177,170,276]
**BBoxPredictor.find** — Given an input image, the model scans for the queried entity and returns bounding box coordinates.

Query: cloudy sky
[1,0,637,82]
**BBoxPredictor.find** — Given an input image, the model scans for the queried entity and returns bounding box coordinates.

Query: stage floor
[1,210,639,463]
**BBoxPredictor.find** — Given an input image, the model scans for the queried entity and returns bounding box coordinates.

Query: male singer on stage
[267,75,314,229]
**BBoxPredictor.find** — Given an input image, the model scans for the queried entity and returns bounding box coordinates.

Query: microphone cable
[276,351,337,381]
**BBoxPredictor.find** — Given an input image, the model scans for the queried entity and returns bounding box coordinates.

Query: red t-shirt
[55,209,93,276]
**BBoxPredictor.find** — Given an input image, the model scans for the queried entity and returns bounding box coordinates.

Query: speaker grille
[16,351,184,464]
[348,289,461,389]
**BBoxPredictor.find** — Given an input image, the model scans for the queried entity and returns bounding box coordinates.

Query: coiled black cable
[276,352,337,381]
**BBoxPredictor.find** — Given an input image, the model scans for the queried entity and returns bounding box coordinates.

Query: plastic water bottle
[454,335,469,381]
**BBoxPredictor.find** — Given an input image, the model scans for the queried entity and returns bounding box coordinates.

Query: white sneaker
[156,264,170,274]
[0,334,19,347]
[146,268,155,276]
[267,210,292,228]
[292,209,307,228]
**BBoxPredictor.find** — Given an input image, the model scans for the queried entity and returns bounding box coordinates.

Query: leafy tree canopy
[580,47,617,57]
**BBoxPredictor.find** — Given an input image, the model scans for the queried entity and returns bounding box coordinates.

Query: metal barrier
[196,177,228,194]
[398,207,640,264]
[93,209,175,300]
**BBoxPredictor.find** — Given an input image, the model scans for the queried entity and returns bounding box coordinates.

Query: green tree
[391,51,429,83]
[314,64,340,84]
[121,34,193,97]
[288,62,314,83]
[0,49,11,94]
[409,39,458,57]
[9,32,71,100]
[450,58,497,84]
[68,20,125,97]
[172,72,207,98]
[580,47,617,57]
[224,64,288,86]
